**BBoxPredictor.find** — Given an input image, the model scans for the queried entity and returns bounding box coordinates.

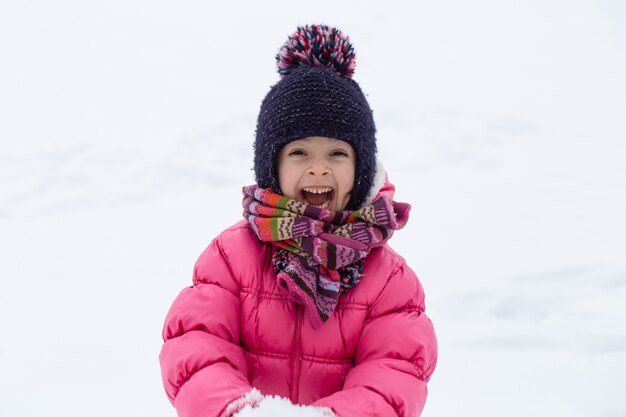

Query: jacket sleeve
[159,234,257,417]
[312,262,438,417]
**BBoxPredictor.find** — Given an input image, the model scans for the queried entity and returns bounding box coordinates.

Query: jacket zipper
[289,304,304,403]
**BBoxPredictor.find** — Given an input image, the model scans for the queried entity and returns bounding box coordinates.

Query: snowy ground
[1,1,625,416]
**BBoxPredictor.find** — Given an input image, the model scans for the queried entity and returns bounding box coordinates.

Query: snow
[1,0,625,416]
[234,394,333,417]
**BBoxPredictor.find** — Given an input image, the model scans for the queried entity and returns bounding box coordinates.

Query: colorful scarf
[242,184,411,329]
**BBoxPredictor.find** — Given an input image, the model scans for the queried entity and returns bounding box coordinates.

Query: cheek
[337,166,355,194]
[277,165,297,197]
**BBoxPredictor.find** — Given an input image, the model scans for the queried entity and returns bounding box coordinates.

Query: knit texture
[242,184,410,329]
[254,25,377,210]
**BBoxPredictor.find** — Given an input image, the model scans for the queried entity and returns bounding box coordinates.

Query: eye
[288,149,306,156]
[331,149,349,157]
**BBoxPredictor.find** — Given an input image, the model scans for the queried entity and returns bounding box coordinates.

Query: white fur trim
[363,158,386,207]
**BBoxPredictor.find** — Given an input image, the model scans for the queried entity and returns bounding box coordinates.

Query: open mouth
[300,186,334,209]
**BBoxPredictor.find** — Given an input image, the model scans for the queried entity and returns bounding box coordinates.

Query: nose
[306,157,331,177]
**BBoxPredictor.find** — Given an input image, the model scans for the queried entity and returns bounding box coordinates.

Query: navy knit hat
[254,24,377,210]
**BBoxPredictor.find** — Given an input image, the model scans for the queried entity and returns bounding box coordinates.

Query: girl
[159,24,438,417]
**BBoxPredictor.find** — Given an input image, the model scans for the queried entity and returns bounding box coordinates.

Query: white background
[1,1,625,416]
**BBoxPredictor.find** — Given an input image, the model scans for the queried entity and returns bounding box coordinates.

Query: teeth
[302,187,332,194]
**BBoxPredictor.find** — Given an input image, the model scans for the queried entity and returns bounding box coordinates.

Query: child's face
[277,136,356,211]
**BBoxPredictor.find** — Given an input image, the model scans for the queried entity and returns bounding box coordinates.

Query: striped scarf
[242,185,410,329]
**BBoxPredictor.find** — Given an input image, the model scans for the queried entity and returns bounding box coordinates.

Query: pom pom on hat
[277,24,356,78]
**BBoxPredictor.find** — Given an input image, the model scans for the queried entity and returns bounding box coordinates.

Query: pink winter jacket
[160,211,437,417]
